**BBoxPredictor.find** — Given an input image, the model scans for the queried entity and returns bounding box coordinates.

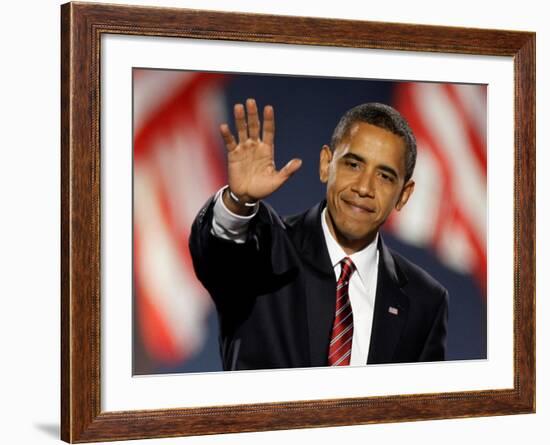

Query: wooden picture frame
[60,1,535,442]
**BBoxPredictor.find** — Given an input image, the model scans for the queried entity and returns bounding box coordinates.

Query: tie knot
[338,257,355,283]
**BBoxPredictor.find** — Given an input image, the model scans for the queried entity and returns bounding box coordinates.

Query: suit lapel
[290,203,410,367]
[293,202,337,367]
[304,265,337,367]
[367,237,409,364]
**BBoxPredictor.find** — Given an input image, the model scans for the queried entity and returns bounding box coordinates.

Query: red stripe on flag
[441,84,487,174]
[135,72,227,158]
[134,226,183,363]
[395,83,454,247]
[393,82,487,296]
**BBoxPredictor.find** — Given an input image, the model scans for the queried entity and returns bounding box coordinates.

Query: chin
[344,220,379,240]
[339,226,371,243]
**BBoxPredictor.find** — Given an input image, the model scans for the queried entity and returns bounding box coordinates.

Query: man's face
[319,122,414,254]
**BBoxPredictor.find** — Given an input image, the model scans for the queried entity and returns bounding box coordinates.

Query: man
[189,98,448,371]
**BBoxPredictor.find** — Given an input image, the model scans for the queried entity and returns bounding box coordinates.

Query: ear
[395,180,415,211]
[319,145,333,184]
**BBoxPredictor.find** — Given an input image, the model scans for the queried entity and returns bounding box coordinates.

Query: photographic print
[132,70,487,375]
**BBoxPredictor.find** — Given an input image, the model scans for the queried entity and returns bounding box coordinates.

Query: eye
[345,160,360,170]
[379,172,395,183]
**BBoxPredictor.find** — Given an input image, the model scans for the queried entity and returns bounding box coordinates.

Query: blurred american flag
[133,71,486,369]
[391,82,487,292]
[133,69,228,365]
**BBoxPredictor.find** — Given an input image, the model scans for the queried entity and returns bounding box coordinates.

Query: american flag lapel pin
[388,306,399,316]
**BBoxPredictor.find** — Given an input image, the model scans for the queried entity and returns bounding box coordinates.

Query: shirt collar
[321,207,379,284]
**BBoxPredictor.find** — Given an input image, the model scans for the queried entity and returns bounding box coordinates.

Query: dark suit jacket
[189,196,449,371]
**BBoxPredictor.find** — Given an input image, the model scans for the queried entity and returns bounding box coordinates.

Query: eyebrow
[341,152,399,179]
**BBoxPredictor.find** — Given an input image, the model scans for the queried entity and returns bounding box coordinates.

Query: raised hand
[220,98,302,214]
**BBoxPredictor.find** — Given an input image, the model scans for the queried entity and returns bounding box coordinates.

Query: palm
[228,139,280,200]
[220,99,302,202]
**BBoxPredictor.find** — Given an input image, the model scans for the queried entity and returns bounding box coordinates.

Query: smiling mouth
[342,199,375,214]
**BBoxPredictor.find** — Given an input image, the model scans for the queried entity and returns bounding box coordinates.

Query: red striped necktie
[328,257,356,366]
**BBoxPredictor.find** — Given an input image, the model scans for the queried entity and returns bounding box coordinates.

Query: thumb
[274,158,302,188]
[279,158,302,179]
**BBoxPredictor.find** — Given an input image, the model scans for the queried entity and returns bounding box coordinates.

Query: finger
[234,103,248,143]
[246,98,260,141]
[219,124,237,151]
[274,158,302,187]
[262,105,275,147]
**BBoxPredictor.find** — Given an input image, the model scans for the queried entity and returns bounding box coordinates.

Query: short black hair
[330,102,417,182]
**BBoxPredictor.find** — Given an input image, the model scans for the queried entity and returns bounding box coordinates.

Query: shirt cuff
[210,186,259,243]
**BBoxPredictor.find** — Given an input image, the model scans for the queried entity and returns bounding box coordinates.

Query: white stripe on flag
[412,83,486,245]
[134,164,211,354]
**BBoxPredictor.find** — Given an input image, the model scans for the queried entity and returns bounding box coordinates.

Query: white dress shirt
[210,185,379,365]
[320,207,379,366]
[211,186,258,244]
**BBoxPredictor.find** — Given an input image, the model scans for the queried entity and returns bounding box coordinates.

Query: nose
[352,169,375,198]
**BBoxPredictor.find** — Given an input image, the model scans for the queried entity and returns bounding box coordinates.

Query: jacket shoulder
[389,247,448,298]
[282,210,308,230]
